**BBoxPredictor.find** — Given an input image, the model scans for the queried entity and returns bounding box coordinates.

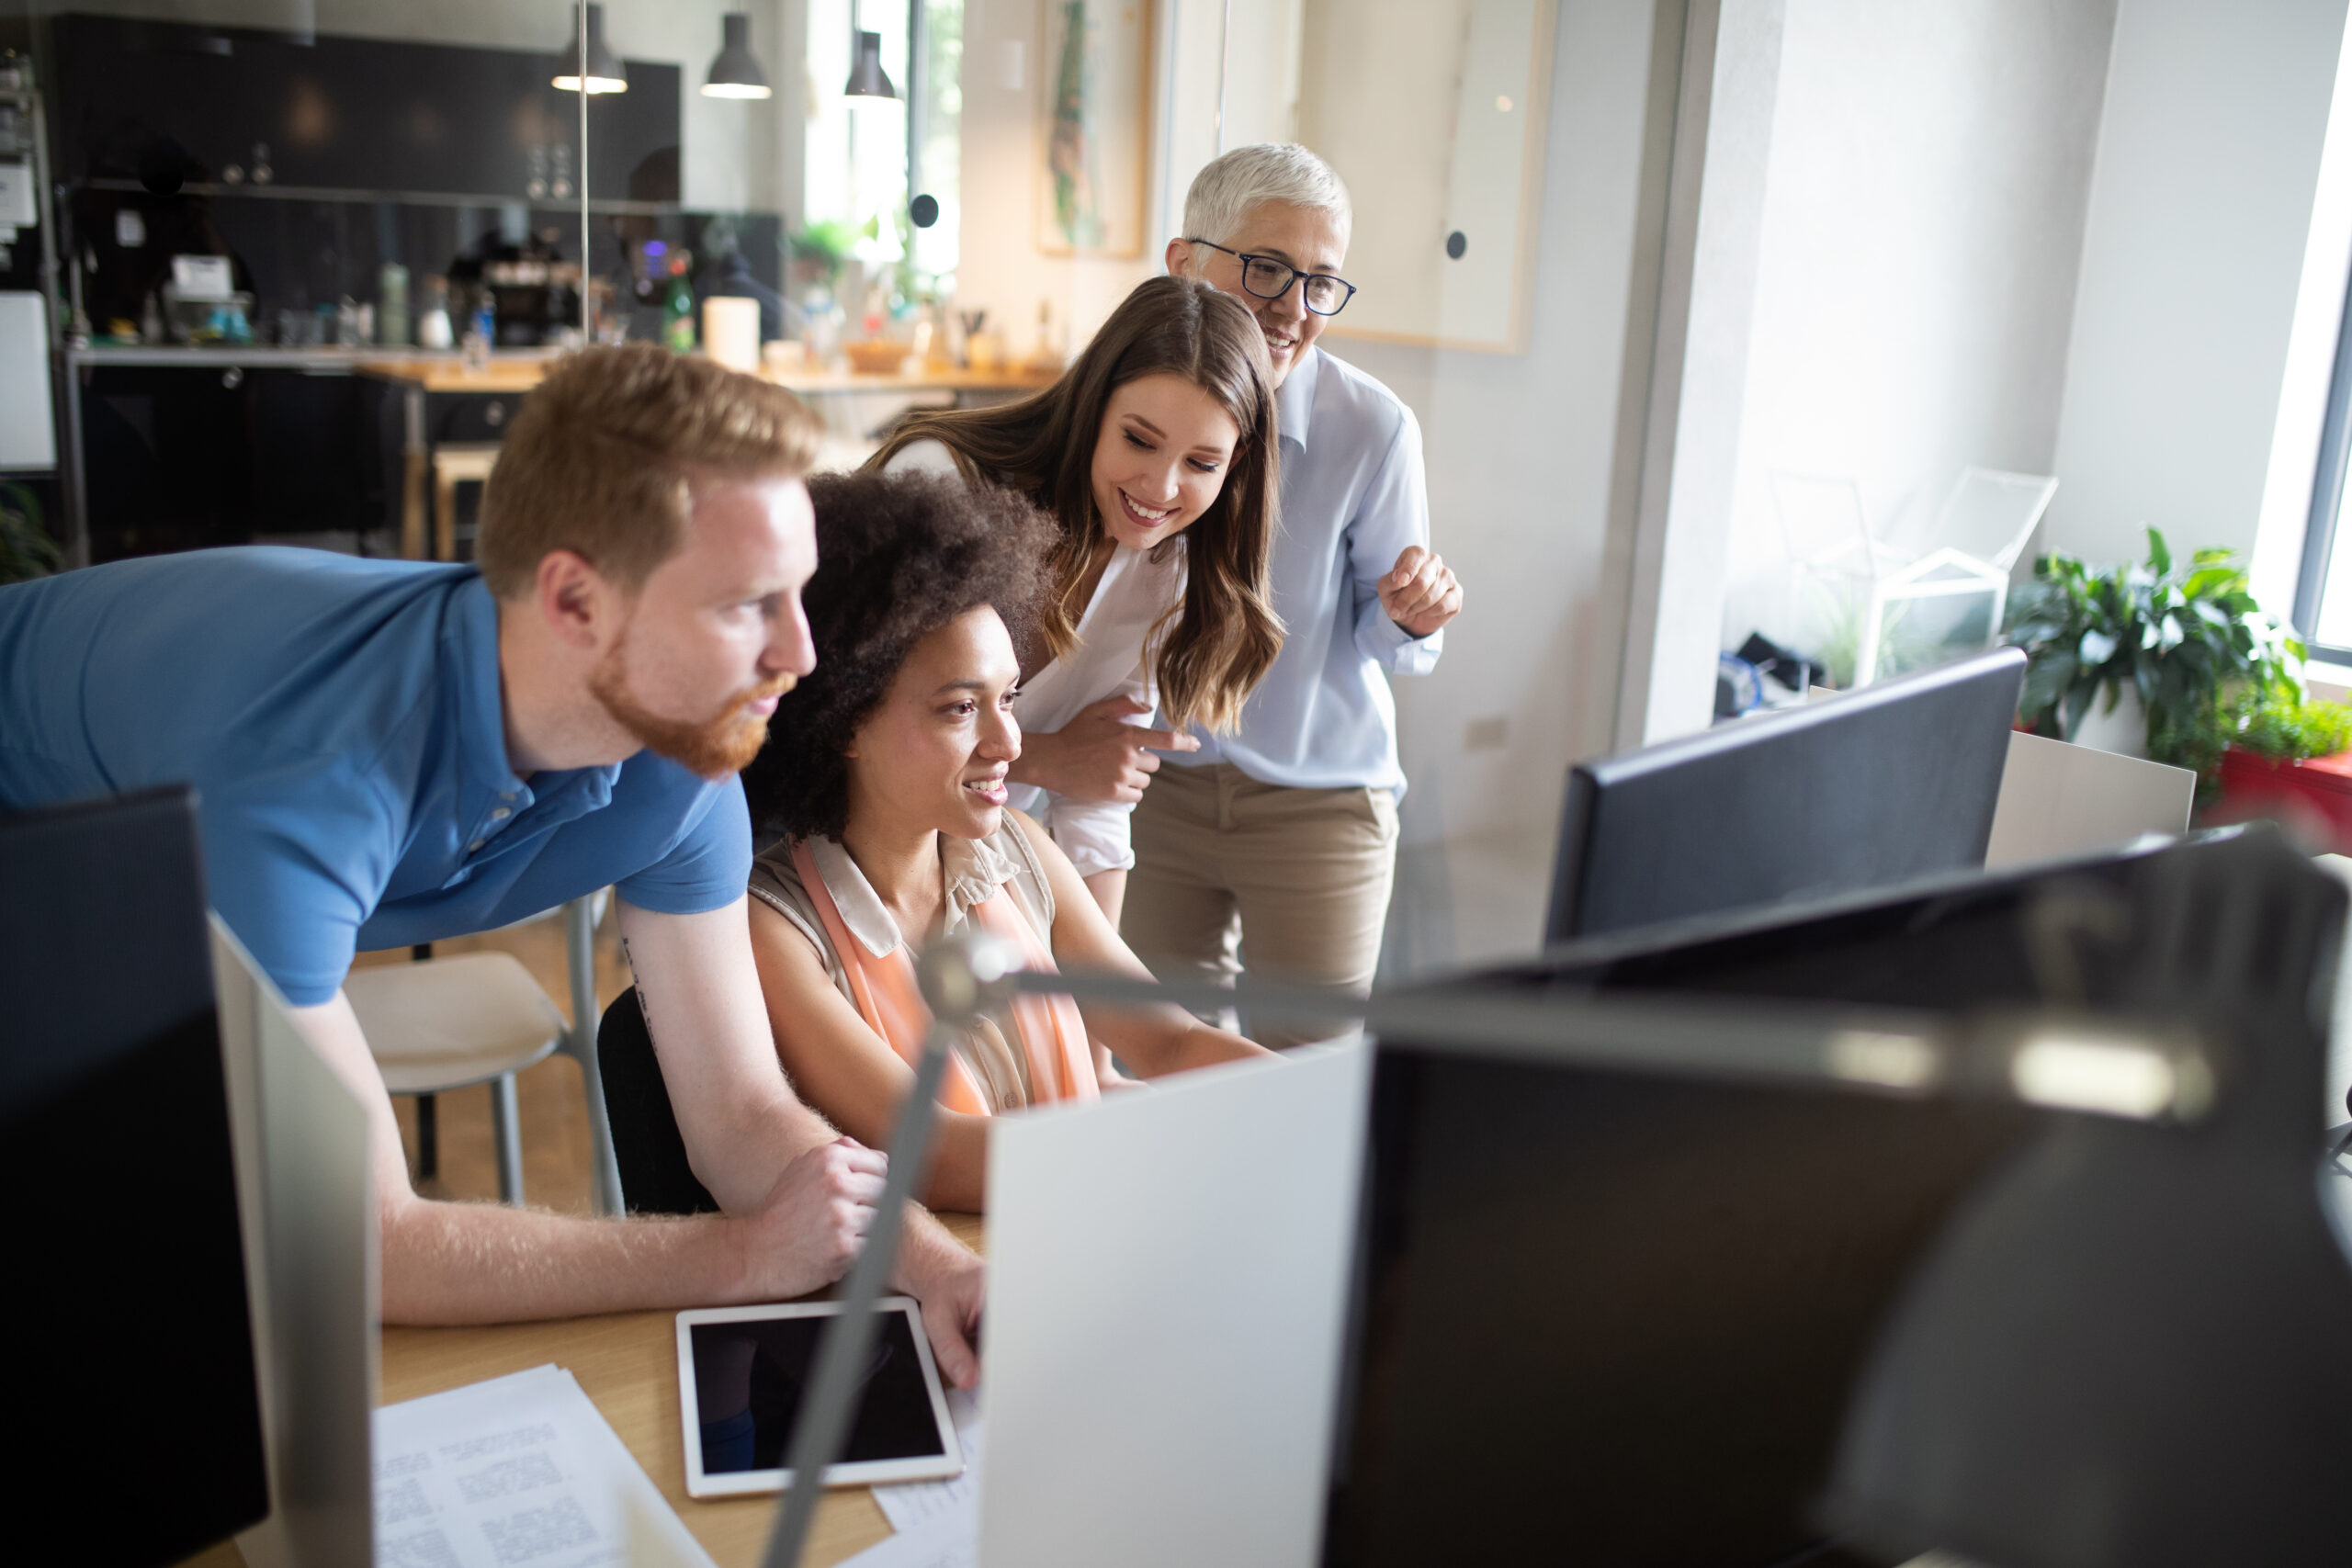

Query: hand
[734,1138,886,1300]
[1012,694,1199,805]
[898,1233,986,1390]
[1378,546,1462,639]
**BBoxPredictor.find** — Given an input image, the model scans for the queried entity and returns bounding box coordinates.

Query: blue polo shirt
[0,547,749,1005]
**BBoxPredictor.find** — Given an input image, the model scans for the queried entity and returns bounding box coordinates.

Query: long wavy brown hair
[871,275,1283,731]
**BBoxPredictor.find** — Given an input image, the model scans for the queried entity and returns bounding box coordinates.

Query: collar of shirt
[445,576,619,874]
[809,832,1021,958]
[1276,344,1321,452]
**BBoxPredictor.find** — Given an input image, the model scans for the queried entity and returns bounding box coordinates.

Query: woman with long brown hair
[872,274,1283,926]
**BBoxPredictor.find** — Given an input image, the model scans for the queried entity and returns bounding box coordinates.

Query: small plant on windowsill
[2001,526,2348,801]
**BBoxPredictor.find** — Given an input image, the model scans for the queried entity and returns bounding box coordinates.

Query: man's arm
[622,898,985,1387]
[619,896,835,1209]
[1348,408,1457,672]
[286,986,881,1325]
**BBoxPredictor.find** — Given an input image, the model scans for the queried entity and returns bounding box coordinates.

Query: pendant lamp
[552,3,627,94]
[844,28,898,102]
[703,12,771,99]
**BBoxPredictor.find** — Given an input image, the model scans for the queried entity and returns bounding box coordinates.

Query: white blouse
[885,438,1186,876]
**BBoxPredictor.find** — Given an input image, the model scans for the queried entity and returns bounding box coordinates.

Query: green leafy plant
[2222,691,2352,762]
[787,217,878,293]
[2003,527,2304,784]
[0,480,57,585]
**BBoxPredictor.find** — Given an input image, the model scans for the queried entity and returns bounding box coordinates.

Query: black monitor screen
[1324,1048,2031,1568]
[1331,827,2341,1568]
[1546,648,2025,942]
[1,789,269,1564]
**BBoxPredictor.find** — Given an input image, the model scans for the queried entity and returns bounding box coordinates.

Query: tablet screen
[678,1299,959,1494]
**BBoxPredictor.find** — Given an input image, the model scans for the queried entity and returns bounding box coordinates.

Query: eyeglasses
[1188,239,1358,316]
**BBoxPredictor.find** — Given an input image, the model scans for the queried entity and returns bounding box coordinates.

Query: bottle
[378,263,410,346]
[663,254,696,353]
[463,290,493,370]
[416,274,453,350]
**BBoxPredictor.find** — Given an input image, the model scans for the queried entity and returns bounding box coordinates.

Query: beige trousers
[1123,762,1399,1050]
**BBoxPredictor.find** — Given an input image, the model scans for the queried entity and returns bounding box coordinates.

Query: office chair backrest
[596,987,720,1216]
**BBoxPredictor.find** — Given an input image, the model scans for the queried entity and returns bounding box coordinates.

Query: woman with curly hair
[872,274,1283,927]
[740,471,1268,1212]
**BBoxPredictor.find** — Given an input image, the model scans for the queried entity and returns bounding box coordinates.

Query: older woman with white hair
[1125,141,1467,1049]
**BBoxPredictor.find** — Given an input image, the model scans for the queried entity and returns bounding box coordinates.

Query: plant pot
[2201,747,2352,852]
[2065,687,2145,758]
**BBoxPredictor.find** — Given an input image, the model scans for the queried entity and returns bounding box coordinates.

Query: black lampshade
[1823,832,2352,1567]
[703,12,770,100]
[844,28,898,102]
[553,2,626,95]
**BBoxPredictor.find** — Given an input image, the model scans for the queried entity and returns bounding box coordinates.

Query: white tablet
[675,1298,965,1498]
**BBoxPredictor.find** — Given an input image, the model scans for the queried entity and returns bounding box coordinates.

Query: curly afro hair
[743,469,1058,844]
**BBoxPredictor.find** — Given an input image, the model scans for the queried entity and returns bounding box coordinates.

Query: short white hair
[1180,143,1352,252]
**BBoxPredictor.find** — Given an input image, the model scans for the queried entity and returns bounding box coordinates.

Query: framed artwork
[1036,0,1155,258]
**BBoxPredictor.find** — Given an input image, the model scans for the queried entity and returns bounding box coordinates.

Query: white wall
[1328,0,1671,848]
[1617,0,1786,745]
[2047,0,2350,583]
[1717,0,2116,670]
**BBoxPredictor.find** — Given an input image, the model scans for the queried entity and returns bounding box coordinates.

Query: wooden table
[356,356,1058,399]
[356,356,1057,560]
[378,1210,987,1568]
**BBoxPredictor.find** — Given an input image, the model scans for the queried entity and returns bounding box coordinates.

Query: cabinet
[75,357,389,561]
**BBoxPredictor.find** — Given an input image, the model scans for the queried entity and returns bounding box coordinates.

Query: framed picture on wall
[1035,0,1155,258]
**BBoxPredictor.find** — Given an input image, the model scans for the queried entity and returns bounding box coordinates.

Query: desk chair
[595,986,720,1215]
[430,442,502,561]
[351,894,624,1210]
[349,950,561,1205]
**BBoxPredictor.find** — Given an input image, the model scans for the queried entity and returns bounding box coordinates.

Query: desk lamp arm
[760,933,1023,1568]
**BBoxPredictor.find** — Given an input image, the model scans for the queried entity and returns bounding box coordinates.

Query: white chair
[348,950,561,1205]
[349,892,624,1212]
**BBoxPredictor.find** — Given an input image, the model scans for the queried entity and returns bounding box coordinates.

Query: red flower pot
[2202,747,2352,852]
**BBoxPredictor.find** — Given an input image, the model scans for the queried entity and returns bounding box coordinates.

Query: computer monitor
[1544,647,2026,943]
[212,916,377,1568]
[1330,827,2352,1568]
[1,788,271,1565]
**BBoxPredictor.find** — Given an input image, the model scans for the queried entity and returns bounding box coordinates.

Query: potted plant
[0,481,58,586]
[2004,528,2352,836]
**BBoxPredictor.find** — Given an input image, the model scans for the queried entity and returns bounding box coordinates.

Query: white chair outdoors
[348,892,624,1212]
[1854,468,2058,688]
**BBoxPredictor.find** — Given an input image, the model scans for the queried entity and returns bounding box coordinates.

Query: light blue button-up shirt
[1171,344,1442,792]
[0,547,747,1004]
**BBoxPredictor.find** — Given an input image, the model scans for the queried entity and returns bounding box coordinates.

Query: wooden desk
[355,355,1057,398]
[379,1210,987,1568]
